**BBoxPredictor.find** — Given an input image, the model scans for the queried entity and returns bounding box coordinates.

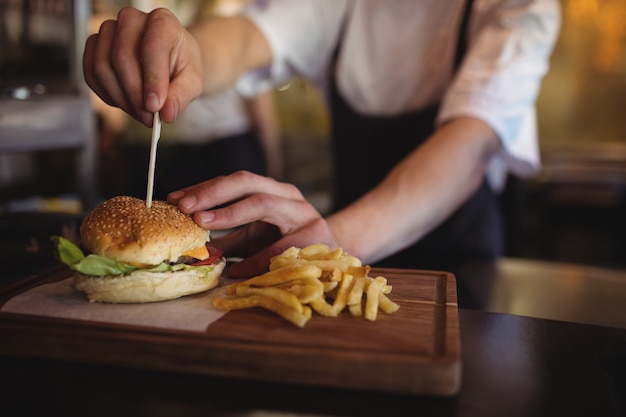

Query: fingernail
[198,211,215,223]
[171,101,179,120]
[179,194,197,210]
[146,92,160,112]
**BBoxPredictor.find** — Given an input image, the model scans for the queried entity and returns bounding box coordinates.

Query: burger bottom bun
[73,258,226,303]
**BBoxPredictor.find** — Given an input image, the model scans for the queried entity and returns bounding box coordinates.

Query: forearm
[326,117,501,264]
[188,16,272,95]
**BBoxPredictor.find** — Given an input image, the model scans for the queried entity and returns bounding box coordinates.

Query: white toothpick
[146,112,161,208]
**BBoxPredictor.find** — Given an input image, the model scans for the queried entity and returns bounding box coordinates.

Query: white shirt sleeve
[438,0,561,189]
[236,0,349,97]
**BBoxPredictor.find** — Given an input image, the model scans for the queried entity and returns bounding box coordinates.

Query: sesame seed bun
[74,196,225,303]
[80,196,210,266]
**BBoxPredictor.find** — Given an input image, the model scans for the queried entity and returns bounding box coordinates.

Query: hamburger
[52,196,225,303]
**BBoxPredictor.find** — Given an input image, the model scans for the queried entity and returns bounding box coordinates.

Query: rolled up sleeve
[438,0,561,189]
[236,0,347,97]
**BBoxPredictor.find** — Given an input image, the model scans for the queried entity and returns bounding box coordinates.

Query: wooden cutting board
[0,266,461,396]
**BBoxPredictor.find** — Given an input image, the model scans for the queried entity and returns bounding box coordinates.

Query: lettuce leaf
[51,236,215,277]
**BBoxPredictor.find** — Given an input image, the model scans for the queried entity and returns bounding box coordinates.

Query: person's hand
[167,171,339,279]
[83,7,204,126]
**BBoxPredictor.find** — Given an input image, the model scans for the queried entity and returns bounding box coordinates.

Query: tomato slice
[191,245,224,266]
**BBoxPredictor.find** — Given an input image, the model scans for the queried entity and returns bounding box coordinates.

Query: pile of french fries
[211,244,400,327]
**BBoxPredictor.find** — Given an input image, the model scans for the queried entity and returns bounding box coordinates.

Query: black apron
[329,0,504,272]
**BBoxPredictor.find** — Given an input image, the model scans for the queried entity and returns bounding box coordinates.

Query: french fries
[212,295,311,328]
[211,244,400,327]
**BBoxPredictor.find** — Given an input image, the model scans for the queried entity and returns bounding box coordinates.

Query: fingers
[82,7,203,126]
[166,171,338,279]
[168,172,317,241]
[162,55,204,122]
[194,192,319,235]
[84,21,133,115]
[168,171,304,213]
[139,8,185,119]
[142,10,205,122]
[113,8,152,117]
[84,9,152,124]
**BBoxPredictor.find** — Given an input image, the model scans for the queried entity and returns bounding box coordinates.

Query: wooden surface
[0,266,461,396]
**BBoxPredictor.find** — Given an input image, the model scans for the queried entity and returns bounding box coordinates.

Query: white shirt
[162,87,252,144]
[238,0,561,191]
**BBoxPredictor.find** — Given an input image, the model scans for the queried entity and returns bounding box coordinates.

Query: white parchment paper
[1,278,233,332]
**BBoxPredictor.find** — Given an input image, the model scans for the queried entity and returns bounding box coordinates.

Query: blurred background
[1,0,625,287]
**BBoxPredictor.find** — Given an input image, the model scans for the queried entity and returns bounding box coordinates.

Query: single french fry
[326,247,345,260]
[364,276,392,294]
[226,264,322,294]
[252,294,311,328]
[269,256,295,270]
[365,276,387,321]
[275,245,300,260]
[310,297,337,317]
[235,286,303,313]
[347,276,366,306]
[211,296,259,310]
[299,259,352,272]
[349,302,362,317]
[213,294,309,328]
[346,265,370,278]
[332,274,354,314]
[302,305,312,320]
[299,243,331,259]
[378,292,400,314]
[269,246,300,270]
[305,247,343,261]
[342,254,362,267]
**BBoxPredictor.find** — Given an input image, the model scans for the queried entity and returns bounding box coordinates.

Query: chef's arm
[326,116,501,264]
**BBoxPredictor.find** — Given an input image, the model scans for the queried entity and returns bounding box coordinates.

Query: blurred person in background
[83,1,560,287]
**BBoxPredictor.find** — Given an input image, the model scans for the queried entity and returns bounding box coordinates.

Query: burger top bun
[80,196,210,266]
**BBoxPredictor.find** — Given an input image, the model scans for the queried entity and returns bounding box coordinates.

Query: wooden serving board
[0,266,461,396]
